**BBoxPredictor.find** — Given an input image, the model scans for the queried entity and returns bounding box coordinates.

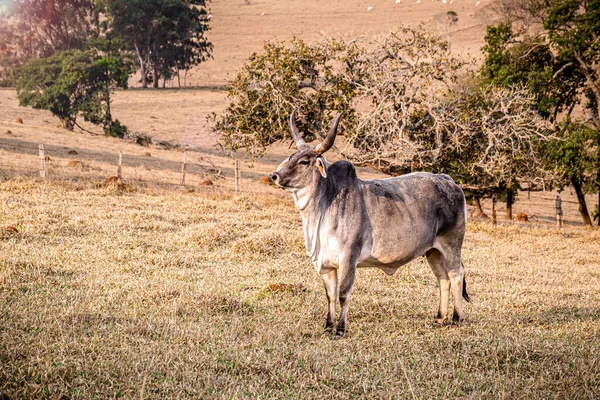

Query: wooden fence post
[235,160,241,192]
[38,144,46,179]
[181,151,187,187]
[117,151,123,184]
[491,193,497,225]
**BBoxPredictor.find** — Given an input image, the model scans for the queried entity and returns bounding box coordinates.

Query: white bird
[442,0,447,4]
[261,11,267,15]
[396,0,401,3]
[367,6,373,10]
[475,1,480,4]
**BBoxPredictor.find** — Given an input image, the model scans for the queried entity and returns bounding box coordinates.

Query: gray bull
[269,112,469,337]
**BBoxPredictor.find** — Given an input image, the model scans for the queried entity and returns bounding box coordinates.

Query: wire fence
[1,136,597,227]
[0,137,252,193]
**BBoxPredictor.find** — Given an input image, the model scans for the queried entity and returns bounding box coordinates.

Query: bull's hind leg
[321,269,337,333]
[448,260,465,324]
[426,249,450,326]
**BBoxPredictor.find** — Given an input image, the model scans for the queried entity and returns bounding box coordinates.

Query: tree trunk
[134,42,147,89]
[61,118,74,130]
[571,176,592,226]
[472,196,488,219]
[491,194,497,225]
[152,61,159,89]
[597,189,600,226]
[104,79,112,135]
[506,186,513,220]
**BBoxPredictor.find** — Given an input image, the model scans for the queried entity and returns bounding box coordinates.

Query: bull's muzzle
[268,173,280,185]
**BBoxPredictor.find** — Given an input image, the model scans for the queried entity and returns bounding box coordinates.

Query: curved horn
[314,113,343,155]
[289,110,308,149]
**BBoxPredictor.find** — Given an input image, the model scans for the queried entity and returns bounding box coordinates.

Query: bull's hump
[328,160,358,187]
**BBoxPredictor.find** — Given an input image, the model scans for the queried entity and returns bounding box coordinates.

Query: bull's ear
[316,157,327,178]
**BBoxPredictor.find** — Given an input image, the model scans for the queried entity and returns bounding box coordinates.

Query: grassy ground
[2,1,599,396]
[2,86,600,398]
[1,175,599,399]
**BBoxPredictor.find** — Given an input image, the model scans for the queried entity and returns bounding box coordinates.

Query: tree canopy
[15,48,130,136]
[100,0,212,88]
[213,28,551,200]
[482,0,600,225]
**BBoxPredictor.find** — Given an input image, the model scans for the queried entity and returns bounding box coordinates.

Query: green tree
[100,0,212,88]
[15,49,130,136]
[88,38,133,136]
[481,24,583,121]
[482,0,600,225]
[213,37,359,159]
[546,122,600,226]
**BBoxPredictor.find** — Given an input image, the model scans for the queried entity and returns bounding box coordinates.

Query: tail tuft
[461,261,471,302]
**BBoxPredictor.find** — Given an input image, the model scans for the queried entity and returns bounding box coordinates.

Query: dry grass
[1,174,599,399]
[178,0,494,87]
[1,0,599,395]
[1,86,599,397]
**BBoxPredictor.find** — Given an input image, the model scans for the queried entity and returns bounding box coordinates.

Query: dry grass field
[1,169,600,398]
[183,0,496,86]
[1,0,600,397]
[2,106,600,398]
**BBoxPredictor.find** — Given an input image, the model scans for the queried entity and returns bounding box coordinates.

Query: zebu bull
[269,112,470,337]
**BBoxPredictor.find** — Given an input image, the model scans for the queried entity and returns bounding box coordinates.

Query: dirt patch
[517,212,529,222]
[101,176,119,185]
[263,283,306,294]
[1,225,20,239]
[66,160,84,167]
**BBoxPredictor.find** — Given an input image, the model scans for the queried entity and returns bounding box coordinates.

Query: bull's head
[269,111,342,190]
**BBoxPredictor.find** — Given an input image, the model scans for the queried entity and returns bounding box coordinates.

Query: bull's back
[357,172,466,267]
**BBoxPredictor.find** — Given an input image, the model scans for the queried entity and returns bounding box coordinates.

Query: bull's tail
[461,261,471,303]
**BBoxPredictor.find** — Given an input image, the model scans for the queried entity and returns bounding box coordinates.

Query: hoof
[324,325,334,333]
[452,313,463,326]
[433,318,447,327]
[335,328,346,338]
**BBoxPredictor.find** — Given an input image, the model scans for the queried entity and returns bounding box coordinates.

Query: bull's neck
[291,175,333,220]
[291,175,336,260]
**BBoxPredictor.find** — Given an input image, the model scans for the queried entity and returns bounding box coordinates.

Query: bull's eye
[299,160,309,165]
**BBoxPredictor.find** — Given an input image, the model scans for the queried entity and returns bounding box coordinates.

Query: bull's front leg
[335,261,356,338]
[321,269,338,333]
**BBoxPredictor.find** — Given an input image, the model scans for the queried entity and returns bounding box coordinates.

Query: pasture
[1,0,600,395]
[1,113,600,397]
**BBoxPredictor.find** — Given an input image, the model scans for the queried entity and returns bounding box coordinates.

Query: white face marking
[276,157,290,172]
